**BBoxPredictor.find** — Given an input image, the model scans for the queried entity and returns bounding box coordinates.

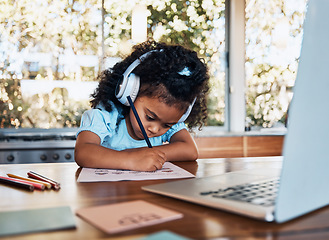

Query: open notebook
[143,0,329,223]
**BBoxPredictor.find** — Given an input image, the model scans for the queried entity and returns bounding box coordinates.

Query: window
[0,0,226,129]
[1,0,309,133]
[245,0,308,130]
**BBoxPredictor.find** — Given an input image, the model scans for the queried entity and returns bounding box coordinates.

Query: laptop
[142,0,329,223]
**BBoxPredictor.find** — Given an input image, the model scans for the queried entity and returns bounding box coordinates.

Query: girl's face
[126,96,185,140]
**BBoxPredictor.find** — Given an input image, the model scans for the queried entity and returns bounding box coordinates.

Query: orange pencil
[1,176,45,190]
[7,173,52,189]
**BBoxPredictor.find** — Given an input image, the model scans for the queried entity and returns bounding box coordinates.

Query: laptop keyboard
[200,178,280,207]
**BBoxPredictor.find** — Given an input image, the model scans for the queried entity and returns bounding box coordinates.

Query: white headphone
[115,50,195,123]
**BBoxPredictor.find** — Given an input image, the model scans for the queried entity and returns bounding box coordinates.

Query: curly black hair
[91,40,209,130]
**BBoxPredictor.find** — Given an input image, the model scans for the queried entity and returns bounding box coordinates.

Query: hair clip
[178,67,191,76]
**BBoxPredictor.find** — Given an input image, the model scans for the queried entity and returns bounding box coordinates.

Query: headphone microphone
[115,50,195,123]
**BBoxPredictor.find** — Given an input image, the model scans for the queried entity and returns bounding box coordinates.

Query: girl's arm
[74,131,166,171]
[153,129,198,161]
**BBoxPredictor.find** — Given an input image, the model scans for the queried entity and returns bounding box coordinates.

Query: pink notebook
[76,200,183,234]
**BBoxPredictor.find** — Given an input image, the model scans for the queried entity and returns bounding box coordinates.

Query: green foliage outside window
[0,76,25,128]
[0,0,307,130]
[0,0,225,128]
[245,0,307,128]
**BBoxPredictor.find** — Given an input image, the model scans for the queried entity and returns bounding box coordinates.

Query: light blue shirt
[77,102,187,151]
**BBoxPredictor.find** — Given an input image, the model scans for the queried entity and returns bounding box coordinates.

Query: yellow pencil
[7,173,52,189]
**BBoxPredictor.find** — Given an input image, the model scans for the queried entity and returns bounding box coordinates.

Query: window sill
[193,126,285,159]
[193,126,287,138]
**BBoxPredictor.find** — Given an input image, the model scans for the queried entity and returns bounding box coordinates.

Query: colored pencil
[0,176,34,191]
[7,173,52,189]
[0,176,45,190]
[127,96,153,148]
[27,171,61,190]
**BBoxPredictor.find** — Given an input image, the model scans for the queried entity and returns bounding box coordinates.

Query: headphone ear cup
[118,73,140,106]
[126,74,140,105]
[116,50,160,106]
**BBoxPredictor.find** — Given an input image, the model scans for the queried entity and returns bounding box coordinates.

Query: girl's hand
[124,148,166,172]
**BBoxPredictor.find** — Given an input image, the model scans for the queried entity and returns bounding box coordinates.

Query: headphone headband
[178,97,196,123]
[122,50,157,81]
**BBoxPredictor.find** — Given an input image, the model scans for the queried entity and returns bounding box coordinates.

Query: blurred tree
[22,88,87,128]
[0,0,100,128]
[246,63,296,127]
[0,0,226,128]
[0,61,27,128]
[0,0,307,129]
[245,0,307,128]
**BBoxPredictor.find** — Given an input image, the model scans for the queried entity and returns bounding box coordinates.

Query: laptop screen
[275,0,329,223]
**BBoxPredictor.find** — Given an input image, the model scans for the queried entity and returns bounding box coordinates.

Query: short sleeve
[77,108,116,143]
[161,122,187,142]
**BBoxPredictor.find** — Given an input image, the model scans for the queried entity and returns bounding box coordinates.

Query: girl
[75,40,209,171]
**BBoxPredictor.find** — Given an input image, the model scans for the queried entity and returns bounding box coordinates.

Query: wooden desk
[1,157,329,240]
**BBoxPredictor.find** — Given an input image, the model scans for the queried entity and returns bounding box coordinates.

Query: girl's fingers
[154,160,164,170]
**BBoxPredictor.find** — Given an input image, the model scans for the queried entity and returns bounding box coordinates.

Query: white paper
[77,162,195,182]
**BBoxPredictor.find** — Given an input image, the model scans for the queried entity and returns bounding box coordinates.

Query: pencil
[127,96,153,148]
[1,175,45,190]
[27,171,61,190]
[7,173,51,189]
[0,176,34,191]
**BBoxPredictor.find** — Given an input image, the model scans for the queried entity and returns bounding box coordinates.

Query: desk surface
[1,157,329,240]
